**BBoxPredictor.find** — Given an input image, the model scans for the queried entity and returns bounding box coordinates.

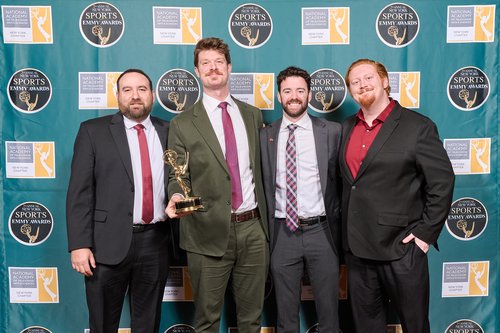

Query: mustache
[208,69,223,75]
[286,99,303,105]
[359,87,374,94]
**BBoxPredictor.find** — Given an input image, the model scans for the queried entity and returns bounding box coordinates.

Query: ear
[277,91,282,104]
[228,63,232,75]
[308,90,313,103]
[194,67,200,78]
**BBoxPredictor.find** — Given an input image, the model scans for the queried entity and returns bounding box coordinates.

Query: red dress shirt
[345,99,396,179]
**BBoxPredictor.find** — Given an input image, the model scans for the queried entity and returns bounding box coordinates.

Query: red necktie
[220,102,243,211]
[133,124,153,224]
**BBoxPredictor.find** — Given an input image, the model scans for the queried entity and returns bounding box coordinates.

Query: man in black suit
[340,59,455,333]
[260,66,341,332]
[66,69,171,333]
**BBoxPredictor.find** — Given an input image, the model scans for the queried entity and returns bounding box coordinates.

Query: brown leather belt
[231,208,260,222]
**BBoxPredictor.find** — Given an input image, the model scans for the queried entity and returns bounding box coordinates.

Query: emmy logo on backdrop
[92,25,111,45]
[256,75,272,108]
[315,91,333,111]
[168,92,187,111]
[470,263,487,295]
[456,220,475,238]
[388,26,406,45]
[19,91,39,111]
[164,149,203,213]
[458,89,477,109]
[38,269,57,302]
[241,26,259,46]
[21,224,40,243]
[32,8,51,42]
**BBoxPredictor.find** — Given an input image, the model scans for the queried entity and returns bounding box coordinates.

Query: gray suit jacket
[260,115,341,254]
[66,112,170,265]
[167,98,269,257]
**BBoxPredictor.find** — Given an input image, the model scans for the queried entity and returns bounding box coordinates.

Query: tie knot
[133,124,145,132]
[287,124,298,133]
[219,101,229,112]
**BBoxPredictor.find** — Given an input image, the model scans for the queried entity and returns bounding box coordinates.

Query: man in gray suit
[260,66,341,333]
[165,37,269,333]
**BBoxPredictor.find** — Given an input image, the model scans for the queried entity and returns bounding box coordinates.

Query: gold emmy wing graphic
[456,220,475,238]
[37,269,58,302]
[400,73,419,108]
[470,139,490,173]
[469,262,488,296]
[181,8,201,43]
[458,89,477,109]
[330,8,349,44]
[168,92,187,111]
[19,91,39,111]
[31,7,52,43]
[255,74,273,109]
[107,72,120,108]
[92,25,111,45]
[475,6,494,42]
[315,91,333,111]
[241,26,259,46]
[388,25,406,45]
[34,143,54,177]
[20,224,40,243]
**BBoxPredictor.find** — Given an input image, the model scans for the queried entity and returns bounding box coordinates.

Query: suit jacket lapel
[191,101,229,174]
[355,105,402,179]
[109,112,134,184]
[311,117,328,197]
[266,119,281,196]
[340,116,356,184]
[151,116,168,150]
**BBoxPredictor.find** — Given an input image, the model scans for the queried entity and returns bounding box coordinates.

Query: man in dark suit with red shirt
[339,59,455,333]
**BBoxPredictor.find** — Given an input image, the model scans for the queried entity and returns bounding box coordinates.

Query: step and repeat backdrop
[0,0,498,332]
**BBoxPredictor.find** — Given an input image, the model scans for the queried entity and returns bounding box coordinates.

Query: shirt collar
[203,93,235,113]
[355,98,396,126]
[280,112,312,131]
[123,114,153,130]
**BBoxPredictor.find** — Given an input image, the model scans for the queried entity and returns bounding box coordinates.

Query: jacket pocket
[93,209,107,223]
[378,213,408,227]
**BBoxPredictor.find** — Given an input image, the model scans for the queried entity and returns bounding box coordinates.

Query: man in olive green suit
[166,37,269,333]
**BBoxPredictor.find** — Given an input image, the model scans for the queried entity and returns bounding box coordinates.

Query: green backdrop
[1,1,498,332]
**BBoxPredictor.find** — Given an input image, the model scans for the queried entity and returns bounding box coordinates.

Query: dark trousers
[271,219,339,333]
[85,223,170,333]
[186,218,269,333]
[346,243,430,333]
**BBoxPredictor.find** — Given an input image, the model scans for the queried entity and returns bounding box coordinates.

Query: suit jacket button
[352,186,356,190]
[226,201,231,205]
[131,187,134,192]
[128,212,133,217]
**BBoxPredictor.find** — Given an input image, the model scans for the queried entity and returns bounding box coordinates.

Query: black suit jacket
[66,112,169,265]
[339,101,455,261]
[260,115,342,254]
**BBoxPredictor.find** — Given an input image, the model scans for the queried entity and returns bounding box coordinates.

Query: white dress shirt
[203,94,257,213]
[124,115,167,224]
[275,113,325,219]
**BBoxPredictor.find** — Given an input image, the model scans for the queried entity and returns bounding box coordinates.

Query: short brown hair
[194,37,231,67]
[345,59,391,95]
[277,66,311,92]
[116,69,153,91]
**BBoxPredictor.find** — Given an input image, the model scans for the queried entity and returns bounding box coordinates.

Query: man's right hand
[71,248,96,277]
[165,194,194,219]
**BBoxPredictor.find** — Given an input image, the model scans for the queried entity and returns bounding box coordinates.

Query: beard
[283,99,308,120]
[120,100,152,121]
[357,89,376,108]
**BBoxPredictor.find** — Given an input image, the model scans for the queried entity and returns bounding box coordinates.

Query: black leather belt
[231,208,260,222]
[298,215,327,226]
[132,222,165,233]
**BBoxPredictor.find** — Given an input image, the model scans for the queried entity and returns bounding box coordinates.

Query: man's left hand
[402,233,430,253]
